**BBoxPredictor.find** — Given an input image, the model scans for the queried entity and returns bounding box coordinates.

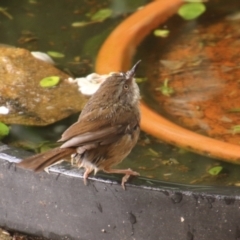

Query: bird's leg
[70,153,77,166]
[103,168,140,190]
[71,152,94,186]
[83,167,93,186]
[70,153,82,167]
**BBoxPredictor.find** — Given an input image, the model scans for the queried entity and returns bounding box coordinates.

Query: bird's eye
[124,84,129,90]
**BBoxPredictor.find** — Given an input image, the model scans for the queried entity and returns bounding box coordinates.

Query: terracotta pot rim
[96,0,240,164]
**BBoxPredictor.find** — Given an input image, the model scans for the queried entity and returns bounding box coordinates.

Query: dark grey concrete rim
[1,143,240,240]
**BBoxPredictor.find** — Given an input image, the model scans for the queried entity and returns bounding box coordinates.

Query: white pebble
[0,106,9,114]
[31,51,55,64]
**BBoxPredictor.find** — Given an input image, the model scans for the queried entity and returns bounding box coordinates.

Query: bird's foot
[103,168,140,190]
[83,167,94,186]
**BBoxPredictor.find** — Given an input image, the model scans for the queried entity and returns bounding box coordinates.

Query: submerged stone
[0,47,87,126]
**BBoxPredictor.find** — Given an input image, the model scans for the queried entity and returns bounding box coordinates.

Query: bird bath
[0,0,240,239]
[96,0,240,164]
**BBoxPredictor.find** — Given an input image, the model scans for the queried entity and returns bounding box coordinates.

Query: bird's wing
[58,106,140,148]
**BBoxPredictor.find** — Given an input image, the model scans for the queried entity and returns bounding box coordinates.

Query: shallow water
[1,0,240,187]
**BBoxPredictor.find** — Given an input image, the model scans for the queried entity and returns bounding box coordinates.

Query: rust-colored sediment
[96,0,240,164]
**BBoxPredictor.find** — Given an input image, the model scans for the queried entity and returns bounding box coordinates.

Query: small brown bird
[18,61,141,189]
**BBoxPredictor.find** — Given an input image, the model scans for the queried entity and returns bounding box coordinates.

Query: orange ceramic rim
[96,0,240,164]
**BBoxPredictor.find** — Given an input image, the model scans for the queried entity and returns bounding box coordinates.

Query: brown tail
[17,147,75,172]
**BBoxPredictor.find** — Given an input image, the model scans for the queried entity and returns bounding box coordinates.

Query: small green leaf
[0,122,9,140]
[0,7,13,20]
[148,148,160,157]
[154,29,170,38]
[231,125,240,134]
[208,166,223,176]
[156,79,174,97]
[178,3,206,20]
[135,77,147,83]
[228,108,240,113]
[71,21,92,27]
[40,76,60,88]
[47,51,65,58]
[90,8,112,22]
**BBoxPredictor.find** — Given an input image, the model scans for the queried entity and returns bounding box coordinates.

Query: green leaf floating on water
[40,76,60,88]
[208,166,223,176]
[71,8,112,28]
[0,122,9,140]
[156,79,174,97]
[90,8,112,22]
[178,3,206,20]
[148,148,160,157]
[47,51,65,58]
[231,125,240,134]
[228,108,240,113]
[135,77,147,83]
[72,21,92,27]
[154,29,170,38]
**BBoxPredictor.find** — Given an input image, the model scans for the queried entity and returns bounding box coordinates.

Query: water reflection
[1,0,240,187]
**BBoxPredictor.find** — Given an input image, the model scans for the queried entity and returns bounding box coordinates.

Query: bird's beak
[126,60,141,80]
